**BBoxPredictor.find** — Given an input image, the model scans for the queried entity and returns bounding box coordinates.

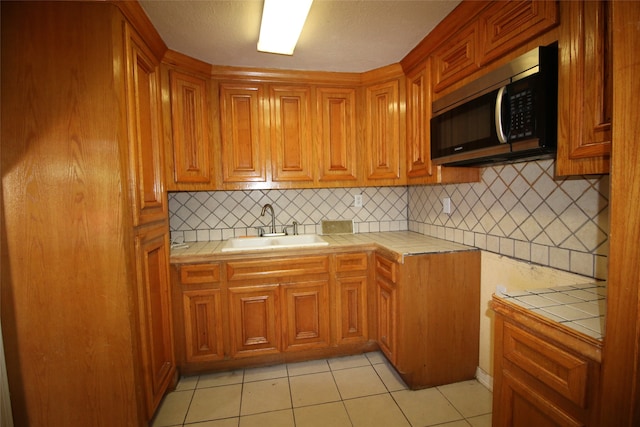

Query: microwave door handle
[495,86,509,144]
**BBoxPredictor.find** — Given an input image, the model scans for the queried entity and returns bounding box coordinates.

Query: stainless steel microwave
[430,43,558,167]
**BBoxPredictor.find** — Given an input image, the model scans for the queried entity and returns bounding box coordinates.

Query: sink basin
[220,234,329,252]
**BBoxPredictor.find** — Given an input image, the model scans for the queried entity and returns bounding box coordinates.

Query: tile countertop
[169,231,476,264]
[495,282,607,341]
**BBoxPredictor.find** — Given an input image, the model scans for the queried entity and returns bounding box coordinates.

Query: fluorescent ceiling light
[258,0,313,55]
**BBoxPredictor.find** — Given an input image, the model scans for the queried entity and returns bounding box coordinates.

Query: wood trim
[163,49,212,75]
[599,1,640,425]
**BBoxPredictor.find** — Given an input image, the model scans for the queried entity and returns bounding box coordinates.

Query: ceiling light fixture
[257,0,313,55]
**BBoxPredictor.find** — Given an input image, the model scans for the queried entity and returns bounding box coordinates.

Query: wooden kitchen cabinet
[556,0,612,176]
[282,280,330,351]
[228,285,281,357]
[375,250,481,389]
[316,87,358,183]
[133,224,176,417]
[478,0,558,66]
[492,297,602,427]
[432,23,480,93]
[219,82,268,184]
[124,22,167,226]
[365,77,402,183]
[335,252,369,345]
[167,68,212,186]
[270,85,314,183]
[375,258,398,365]
[173,263,224,364]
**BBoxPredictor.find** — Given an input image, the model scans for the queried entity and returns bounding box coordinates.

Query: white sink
[220,234,329,252]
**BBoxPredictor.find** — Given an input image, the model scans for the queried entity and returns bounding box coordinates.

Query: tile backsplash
[169,159,609,280]
[169,187,408,242]
[409,159,609,279]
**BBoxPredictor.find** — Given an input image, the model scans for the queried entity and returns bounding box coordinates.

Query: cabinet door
[556,0,612,176]
[478,0,559,66]
[432,24,479,93]
[406,61,433,180]
[281,280,330,351]
[316,87,358,182]
[134,225,175,416]
[336,276,368,344]
[376,278,396,364]
[270,85,313,182]
[183,289,224,363]
[220,83,267,183]
[497,373,583,427]
[124,24,166,226]
[365,80,400,181]
[228,285,280,357]
[169,70,212,185]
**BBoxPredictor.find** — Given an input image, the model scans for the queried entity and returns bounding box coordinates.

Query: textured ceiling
[138,0,461,73]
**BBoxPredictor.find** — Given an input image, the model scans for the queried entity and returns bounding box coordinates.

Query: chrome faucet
[260,203,276,234]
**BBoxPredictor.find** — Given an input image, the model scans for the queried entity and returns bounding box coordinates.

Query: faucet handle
[283,221,299,236]
[253,226,265,237]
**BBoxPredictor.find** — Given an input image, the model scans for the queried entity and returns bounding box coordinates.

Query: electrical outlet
[442,197,451,214]
[354,194,363,207]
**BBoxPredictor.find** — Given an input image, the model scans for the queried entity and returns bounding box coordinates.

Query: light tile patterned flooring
[152,352,492,427]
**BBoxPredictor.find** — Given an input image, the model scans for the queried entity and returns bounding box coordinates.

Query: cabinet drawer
[227,256,329,282]
[180,263,221,285]
[335,253,368,273]
[375,255,397,284]
[503,321,589,408]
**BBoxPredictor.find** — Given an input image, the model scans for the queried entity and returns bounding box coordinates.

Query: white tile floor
[152,352,492,427]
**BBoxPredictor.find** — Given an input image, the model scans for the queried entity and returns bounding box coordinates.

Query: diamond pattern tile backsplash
[169,159,609,280]
[409,159,609,279]
[169,186,408,242]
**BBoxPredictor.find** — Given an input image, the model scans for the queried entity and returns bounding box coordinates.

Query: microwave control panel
[509,88,535,141]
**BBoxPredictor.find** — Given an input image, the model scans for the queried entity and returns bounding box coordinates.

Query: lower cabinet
[492,297,602,427]
[374,250,481,389]
[281,280,330,351]
[228,285,281,357]
[134,225,176,417]
[171,248,479,387]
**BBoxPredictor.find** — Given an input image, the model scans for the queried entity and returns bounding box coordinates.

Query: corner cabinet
[492,297,602,427]
[365,78,402,183]
[556,0,612,176]
[374,250,481,389]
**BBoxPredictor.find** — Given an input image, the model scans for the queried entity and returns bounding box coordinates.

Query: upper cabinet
[406,61,432,180]
[478,0,559,66]
[431,0,558,94]
[219,82,269,186]
[316,87,358,183]
[365,80,400,181]
[124,23,167,226]
[556,0,611,176]
[269,85,314,183]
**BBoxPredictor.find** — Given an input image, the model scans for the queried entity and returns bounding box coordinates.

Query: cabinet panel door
[478,0,559,66]
[270,85,313,182]
[376,278,396,364]
[220,83,267,183]
[497,372,583,427]
[406,62,433,179]
[228,285,280,357]
[336,276,368,344]
[365,80,400,180]
[125,24,166,226]
[316,87,358,182]
[183,289,224,362]
[134,225,175,416]
[557,0,611,176]
[282,280,330,351]
[169,70,211,184]
[432,24,479,93]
